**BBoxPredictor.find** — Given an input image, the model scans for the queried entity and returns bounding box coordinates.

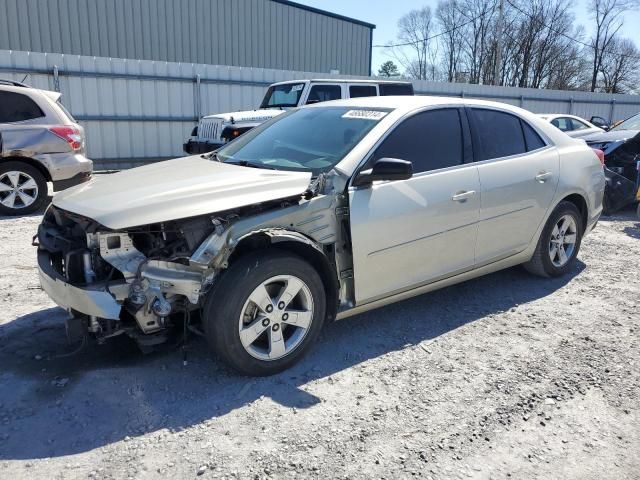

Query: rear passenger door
[468,108,559,265]
[349,107,480,304]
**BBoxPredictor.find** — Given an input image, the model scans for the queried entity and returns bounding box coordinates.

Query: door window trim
[349,106,474,188]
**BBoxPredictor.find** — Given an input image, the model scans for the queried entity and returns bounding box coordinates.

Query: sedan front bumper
[37,250,122,319]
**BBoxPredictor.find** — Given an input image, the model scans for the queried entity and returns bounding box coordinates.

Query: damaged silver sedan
[36,97,605,375]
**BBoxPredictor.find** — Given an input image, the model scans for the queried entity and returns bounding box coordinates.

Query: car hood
[202,109,285,123]
[583,129,640,143]
[53,156,312,229]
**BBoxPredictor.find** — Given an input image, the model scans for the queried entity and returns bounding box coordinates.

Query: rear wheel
[524,201,583,278]
[0,161,48,216]
[203,250,326,376]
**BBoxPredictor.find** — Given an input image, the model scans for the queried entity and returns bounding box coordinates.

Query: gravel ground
[0,208,638,480]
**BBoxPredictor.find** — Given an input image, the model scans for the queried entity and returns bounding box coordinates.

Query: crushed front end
[36,206,214,348]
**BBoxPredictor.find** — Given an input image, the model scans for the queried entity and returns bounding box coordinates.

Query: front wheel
[0,161,48,216]
[203,249,326,376]
[524,201,583,278]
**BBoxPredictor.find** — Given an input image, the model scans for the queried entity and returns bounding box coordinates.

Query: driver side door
[348,108,481,305]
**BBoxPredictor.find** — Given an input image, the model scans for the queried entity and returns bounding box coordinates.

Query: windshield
[260,83,306,108]
[216,107,390,175]
[611,112,640,131]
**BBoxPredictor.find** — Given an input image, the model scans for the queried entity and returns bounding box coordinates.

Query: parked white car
[183,79,414,154]
[38,96,604,375]
[538,114,604,138]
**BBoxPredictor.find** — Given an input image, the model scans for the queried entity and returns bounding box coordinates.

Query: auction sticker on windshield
[342,110,388,120]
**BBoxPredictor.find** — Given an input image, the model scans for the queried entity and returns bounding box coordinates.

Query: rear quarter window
[379,84,414,96]
[0,91,45,123]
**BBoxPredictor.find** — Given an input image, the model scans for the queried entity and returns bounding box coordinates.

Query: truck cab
[183,79,414,154]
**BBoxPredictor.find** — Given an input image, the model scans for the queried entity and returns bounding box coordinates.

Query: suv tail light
[50,125,83,151]
[592,148,605,166]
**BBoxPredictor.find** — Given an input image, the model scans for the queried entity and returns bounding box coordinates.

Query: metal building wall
[0,0,374,76]
[2,50,640,169]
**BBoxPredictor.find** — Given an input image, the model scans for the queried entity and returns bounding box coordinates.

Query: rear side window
[373,108,464,174]
[349,85,377,98]
[379,84,414,96]
[306,85,341,104]
[522,121,546,151]
[470,109,527,160]
[0,91,44,123]
[570,118,589,131]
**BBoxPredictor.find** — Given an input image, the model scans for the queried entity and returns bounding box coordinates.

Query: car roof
[539,113,585,121]
[305,95,526,113]
[271,79,413,86]
[0,82,61,102]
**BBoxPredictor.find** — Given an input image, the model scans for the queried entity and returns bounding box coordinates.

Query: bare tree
[436,0,465,82]
[599,38,640,92]
[458,0,496,84]
[391,7,435,80]
[588,0,635,92]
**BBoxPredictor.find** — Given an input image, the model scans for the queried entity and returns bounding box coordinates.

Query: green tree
[377,60,400,77]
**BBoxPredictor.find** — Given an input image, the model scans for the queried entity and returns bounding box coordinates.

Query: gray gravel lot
[0,209,638,480]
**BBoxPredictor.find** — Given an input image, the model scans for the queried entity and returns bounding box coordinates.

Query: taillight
[50,125,83,151]
[592,148,605,166]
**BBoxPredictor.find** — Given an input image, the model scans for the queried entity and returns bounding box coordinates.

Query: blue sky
[294,0,640,75]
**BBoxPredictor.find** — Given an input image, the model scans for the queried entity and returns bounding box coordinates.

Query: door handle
[535,171,553,182]
[451,190,476,202]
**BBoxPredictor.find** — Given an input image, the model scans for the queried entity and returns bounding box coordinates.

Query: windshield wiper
[227,160,277,170]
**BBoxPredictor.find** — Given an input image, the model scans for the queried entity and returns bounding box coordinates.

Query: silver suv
[0,79,92,215]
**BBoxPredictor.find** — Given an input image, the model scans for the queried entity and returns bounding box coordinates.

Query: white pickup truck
[183,79,414,154]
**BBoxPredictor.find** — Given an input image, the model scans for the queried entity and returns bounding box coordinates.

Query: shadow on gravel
[623,223,640,239]
[0,261,584,460]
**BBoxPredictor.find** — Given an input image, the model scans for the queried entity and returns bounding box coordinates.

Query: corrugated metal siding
[1,50,639,169]
[0,0,373,76]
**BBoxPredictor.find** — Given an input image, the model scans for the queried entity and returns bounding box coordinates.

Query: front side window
[259,83,306,108]
[372,108,464,174]
[349,85,377,98]
[216,107,389,176]
[0,91,44,123]
[306,84,342,104]
[470,109,527,160]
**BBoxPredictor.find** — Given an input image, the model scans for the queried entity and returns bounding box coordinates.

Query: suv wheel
[203,249,326,376]
[524,201,583,278]
[0,161,48,215]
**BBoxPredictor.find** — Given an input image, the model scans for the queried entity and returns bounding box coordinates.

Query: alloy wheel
[0,171,39,209]
[548,214,577,267]
[238,275,314,361]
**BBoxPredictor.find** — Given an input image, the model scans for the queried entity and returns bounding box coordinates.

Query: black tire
[524,201,583,278]
[203,249,327,376]
[0,161,48,216]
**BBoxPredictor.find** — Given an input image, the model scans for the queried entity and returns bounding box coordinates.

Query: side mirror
[590,116,609,130]
[352,157,413,187]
